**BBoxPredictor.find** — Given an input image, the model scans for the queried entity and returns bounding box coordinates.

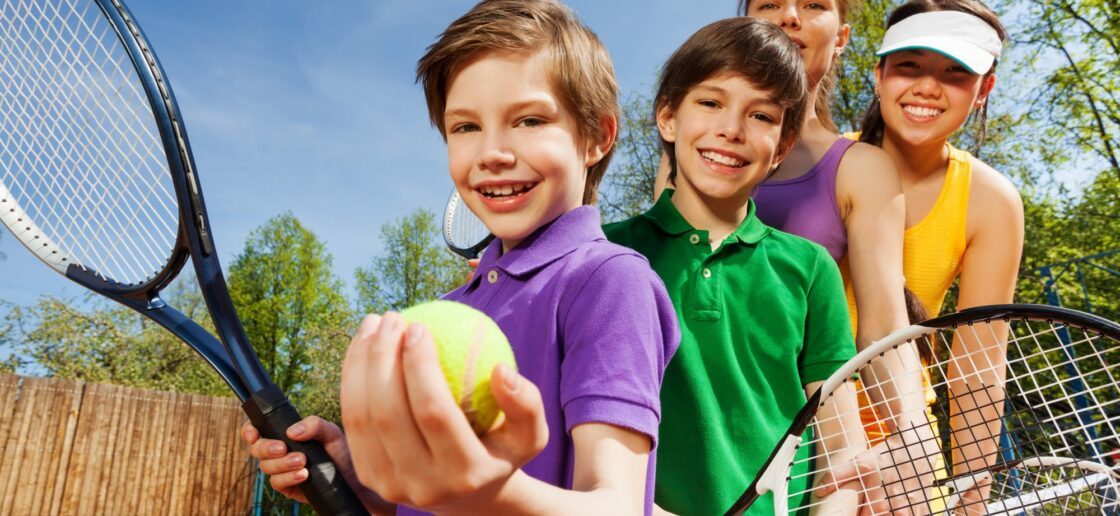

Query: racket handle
[244,385,367,516]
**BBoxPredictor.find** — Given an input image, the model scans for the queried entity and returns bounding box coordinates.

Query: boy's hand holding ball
[400,300,516,435]
[339,301,548,511]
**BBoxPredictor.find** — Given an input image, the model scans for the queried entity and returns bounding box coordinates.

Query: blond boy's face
[657,71,787,204]
[443,50,602,251]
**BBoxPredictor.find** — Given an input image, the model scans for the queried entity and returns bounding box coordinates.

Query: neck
[669,179,749,246]
[880,130,951,179]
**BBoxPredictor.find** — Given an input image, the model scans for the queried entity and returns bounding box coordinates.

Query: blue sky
[0,0,736,308]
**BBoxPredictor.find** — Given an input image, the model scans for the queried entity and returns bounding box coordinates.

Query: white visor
[876,11,1002,74]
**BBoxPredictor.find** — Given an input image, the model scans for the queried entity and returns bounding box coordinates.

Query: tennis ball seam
[460,323,485,418]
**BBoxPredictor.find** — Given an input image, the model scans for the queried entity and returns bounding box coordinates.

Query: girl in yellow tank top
[815,1,1026,511]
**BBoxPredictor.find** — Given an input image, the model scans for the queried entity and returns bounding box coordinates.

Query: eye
[805,1,827,9]
[516,116,546,128]
[751,112,778,124]
[698,99,720,109]
[755,2,779,10]
[449,122,479,134]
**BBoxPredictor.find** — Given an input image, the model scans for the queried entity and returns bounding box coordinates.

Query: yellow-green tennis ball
[400,300,516,436]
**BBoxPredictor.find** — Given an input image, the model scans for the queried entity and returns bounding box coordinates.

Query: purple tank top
[753,138,853,262]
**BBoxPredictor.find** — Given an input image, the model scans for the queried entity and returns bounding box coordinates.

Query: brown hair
[416,0,619,205]
[655,17,809,185]
[903,287,934,364]
[739,0,852,133]
[858,0,1007,148]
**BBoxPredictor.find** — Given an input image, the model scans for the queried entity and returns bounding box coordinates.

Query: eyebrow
[692,83,784,110]
[444,96,559,123]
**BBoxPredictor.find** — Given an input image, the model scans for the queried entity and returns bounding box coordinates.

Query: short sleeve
[799,248,856,385]
[558,253,680,446]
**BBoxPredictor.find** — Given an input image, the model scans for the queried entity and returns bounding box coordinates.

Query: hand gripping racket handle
[243,385,366,515]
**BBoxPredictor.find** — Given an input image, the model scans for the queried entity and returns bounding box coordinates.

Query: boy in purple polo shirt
[240,1,679,514]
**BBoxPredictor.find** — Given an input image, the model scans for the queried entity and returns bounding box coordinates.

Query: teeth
[903,105,943,118]
[701,150,746,167]
[479,183,535,197]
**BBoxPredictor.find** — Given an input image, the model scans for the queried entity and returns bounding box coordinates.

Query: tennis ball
[400,300,516,436]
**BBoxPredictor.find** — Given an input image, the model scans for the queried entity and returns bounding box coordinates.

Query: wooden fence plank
[3,375,250,515]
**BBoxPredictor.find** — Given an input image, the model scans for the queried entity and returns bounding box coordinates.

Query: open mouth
[902,105,944,120]
[700,150,747,168]
[478,182,538,199]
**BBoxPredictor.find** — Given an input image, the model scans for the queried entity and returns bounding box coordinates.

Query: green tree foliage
[354,208,469,314]
[1021,0,1120,175]
[833,0,893,133]
[1,281,229,395]
[227,213,354,409]
[599,92,662,223]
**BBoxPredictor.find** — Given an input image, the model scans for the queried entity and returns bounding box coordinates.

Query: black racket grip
[244,385,366,515]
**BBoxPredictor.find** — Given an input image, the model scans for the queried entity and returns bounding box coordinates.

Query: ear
[771,135,796,170]
[584,114,618,168]
[834,23,851,58]
[975,73,997,108]
[873,61,883,93]
[655,102,678,144]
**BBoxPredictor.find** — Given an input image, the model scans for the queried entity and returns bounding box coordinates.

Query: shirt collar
[642,189,771,245]
[476,205,605,278]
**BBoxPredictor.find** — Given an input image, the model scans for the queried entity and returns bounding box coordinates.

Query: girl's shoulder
[963,154,1024,236]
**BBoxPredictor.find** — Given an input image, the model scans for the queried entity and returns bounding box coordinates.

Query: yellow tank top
[842,141,972,443]
[842,143,972,333]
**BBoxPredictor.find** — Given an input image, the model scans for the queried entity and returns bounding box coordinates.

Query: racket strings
[445,191,490,251]
[785,316,1120,514]
[0,0,179,286]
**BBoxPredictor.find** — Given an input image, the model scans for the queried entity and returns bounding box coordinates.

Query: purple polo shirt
[399,206,679,515]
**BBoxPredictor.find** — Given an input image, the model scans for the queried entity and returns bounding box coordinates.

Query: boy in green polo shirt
[604,18,871,515]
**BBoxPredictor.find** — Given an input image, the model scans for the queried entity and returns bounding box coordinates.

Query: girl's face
[745,0,849,87]
[875,49,996,148]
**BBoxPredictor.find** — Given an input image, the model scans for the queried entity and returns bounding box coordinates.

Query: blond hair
[416,0,619,204]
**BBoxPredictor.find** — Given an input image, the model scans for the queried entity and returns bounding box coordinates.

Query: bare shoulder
[836,141,902,208]
[838,141,897,181]
[968,157,1024,220]
[966,157,1024,240]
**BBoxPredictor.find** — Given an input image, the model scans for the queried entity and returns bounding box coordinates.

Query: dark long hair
[859,0,1007,148]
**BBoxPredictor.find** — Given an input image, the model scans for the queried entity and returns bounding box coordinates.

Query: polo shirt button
[487,270,499,284]
[702,268,712,279]
[689,234,700,245]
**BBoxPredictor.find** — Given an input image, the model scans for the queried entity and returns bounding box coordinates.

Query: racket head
[731,304,1120,515]
[0,0,265,394]
[0,0,192,297]
[443,188,494,260]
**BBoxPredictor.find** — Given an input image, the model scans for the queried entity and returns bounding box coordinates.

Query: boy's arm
[473,423,651,515]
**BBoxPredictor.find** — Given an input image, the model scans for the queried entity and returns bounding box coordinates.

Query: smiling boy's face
[443,50,607,252]
[657,71,788,205]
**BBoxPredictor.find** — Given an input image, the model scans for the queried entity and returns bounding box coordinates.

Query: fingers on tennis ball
[400,300,516,436]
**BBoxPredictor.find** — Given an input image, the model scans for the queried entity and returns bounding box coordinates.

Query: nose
[779,4,801,30]
[478,129,515,172]
[911,73,942,98]
[717,113,746,143]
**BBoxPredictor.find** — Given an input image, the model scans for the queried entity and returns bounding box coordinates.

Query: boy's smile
[657,72,787,205]
[443,50,605,251]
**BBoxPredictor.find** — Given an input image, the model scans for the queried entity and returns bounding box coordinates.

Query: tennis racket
[727,304,1120,515]
[442,188,493,260]
[0,1,362,513]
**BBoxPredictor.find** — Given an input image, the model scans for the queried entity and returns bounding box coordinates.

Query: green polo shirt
[604,191,854,516]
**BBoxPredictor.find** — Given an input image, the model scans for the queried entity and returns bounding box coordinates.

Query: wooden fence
[0,374,254,515]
